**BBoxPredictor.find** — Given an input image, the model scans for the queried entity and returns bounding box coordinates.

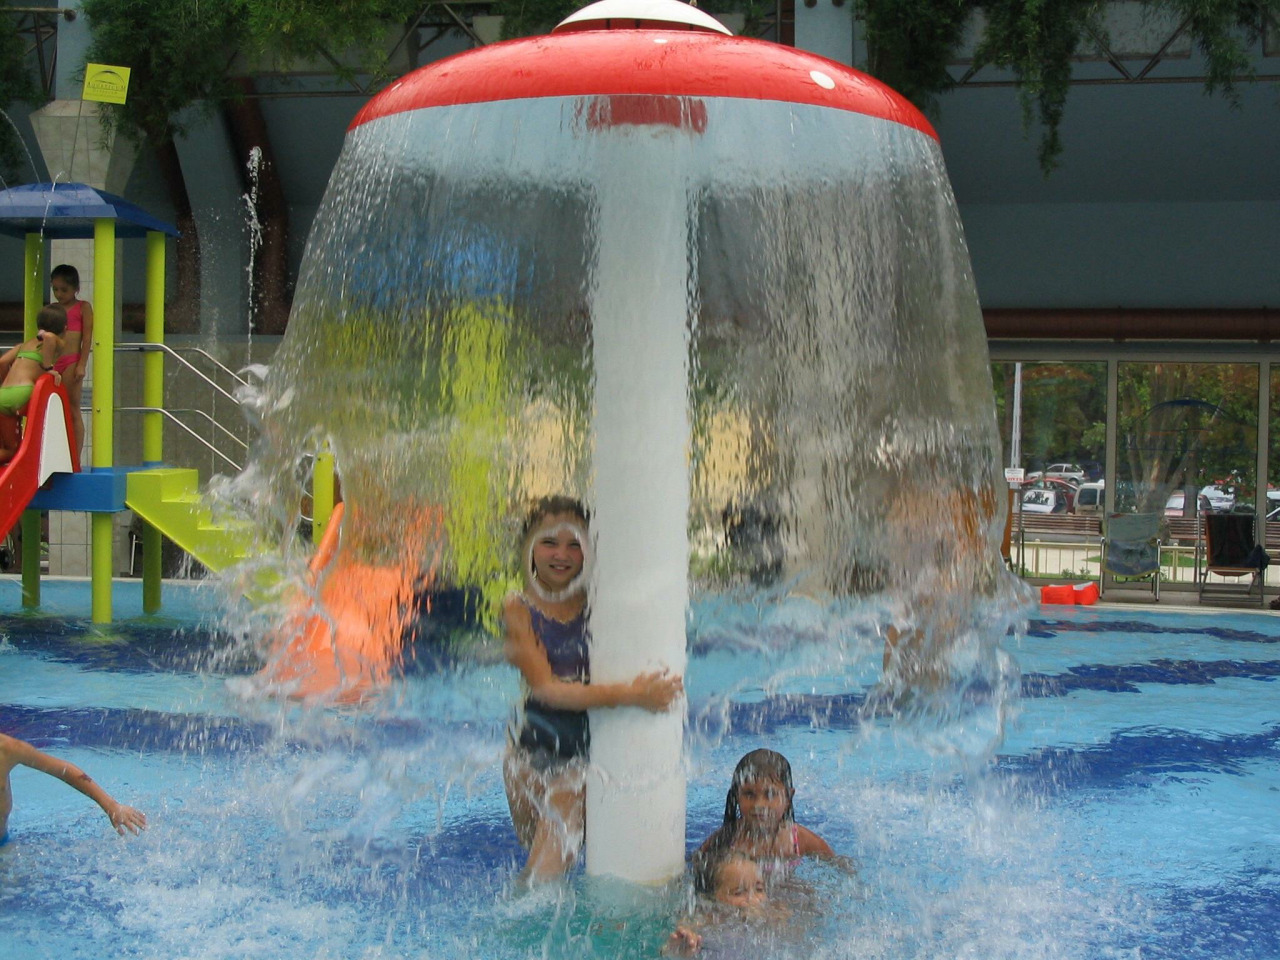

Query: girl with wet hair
[695,748,834,878]
[502,495,683,883]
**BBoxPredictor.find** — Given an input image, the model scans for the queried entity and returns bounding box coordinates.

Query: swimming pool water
[1,582,1278,960]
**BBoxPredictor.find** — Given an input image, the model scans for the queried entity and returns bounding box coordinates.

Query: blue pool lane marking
[1028,617,1280,644]
[995,724,1280,788]
[1022,657,1280,695]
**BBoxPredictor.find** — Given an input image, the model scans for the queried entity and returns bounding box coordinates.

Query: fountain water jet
[248,0,1025,889]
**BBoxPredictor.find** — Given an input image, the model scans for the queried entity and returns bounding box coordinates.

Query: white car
[1199,485,1235,513]
[1074,481,1104,515]
[1021,488,1065,514]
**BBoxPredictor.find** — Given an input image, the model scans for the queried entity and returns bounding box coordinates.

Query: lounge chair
[1199,514,1267,607]
[1101,512,1162,600]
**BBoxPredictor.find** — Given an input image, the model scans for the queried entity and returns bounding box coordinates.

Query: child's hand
[663,927,702,956]
[52,371,61,386]
[629,669,682,712]
[108,803,147,835]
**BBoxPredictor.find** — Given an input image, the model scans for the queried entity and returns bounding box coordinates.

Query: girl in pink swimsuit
[49,263,93,454]
[695,748,835,882]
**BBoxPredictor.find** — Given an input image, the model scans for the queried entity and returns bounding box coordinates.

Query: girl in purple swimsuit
[696,749,835,882]
[502,496,682,883]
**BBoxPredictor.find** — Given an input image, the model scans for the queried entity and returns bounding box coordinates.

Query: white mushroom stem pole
[587,134,689,885]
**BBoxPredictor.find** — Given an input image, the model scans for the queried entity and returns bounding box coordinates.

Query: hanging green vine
[1152,0,1275,97]
[858,0,971,112]
[861,0,1280,173]
[970,0,1100,172]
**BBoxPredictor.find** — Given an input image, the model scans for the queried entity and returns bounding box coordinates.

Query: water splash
[243,144,264,358]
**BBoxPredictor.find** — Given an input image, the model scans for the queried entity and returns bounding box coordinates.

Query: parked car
[1073,480,1104,515]
[1199,485,1235,513]
[1022,488,1066,514]
[1043,463,1087,483]
[1268,491,1280,522]
[1024,477,1078,511]
[1165,485,1238,517]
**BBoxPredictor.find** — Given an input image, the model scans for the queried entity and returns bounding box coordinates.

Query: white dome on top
[553,0,733,35]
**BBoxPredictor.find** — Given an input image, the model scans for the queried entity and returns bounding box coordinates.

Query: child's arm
[796,824,835,858]
[38,333,63,383]
[76,300,93,379]
[1,734,147,835]
[503,594,682,712]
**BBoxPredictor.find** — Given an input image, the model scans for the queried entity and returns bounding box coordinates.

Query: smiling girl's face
[529,513,586,595]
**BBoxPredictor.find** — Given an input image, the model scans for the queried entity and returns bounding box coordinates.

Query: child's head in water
[696,851,768,912]
[520,495,590,603]
[721,748,795,839]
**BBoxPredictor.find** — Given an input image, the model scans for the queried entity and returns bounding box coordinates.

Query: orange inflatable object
[258,502,435,704]
[1073,581,1099,605]
[1039,583,1075,606]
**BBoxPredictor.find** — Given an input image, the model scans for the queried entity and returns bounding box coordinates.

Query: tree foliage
[993,359,1265,513]
[78,0,423,143]
[859,0,1279,172]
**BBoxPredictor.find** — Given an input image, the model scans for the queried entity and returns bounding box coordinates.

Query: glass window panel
[990,360,1107,484]
[1116,361,1259,518]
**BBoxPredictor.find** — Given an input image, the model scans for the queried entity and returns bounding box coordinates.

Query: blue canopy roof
[0,182,180,239]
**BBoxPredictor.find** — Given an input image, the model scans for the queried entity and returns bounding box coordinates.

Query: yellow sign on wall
[82,64,131,105]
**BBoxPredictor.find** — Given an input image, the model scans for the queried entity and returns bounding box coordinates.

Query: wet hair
[723,749,795,828]
[693,848,737,898]
[520,495,588,573]
[50,264,80,289]
[692,750,797,884]
[37,303,67,336]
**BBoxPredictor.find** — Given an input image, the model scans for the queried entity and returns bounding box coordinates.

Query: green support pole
[142,231,165,613]
[312,451,336,546]
[91,220,116,624]
[21,234,43,608]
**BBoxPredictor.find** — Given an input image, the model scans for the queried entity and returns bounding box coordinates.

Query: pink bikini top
[65,300,83,333]
[759,824,803,874]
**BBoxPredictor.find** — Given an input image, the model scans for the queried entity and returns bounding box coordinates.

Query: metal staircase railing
[113,343,253,476]
[115,406,244,472]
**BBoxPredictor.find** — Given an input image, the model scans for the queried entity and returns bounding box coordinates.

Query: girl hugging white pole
[586,132,690,886]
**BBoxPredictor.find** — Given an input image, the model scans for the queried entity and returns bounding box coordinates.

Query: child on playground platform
[0,303,67,464]
[0,732,147,842]
[696,749,834,875]
[49,263,93,454]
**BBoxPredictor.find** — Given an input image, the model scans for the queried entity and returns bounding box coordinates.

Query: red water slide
[0,376,79,539]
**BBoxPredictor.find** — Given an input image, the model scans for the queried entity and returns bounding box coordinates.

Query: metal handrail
[118,404,248,454]
[169,346,251,388]
[114,343,242,406]
[116,406,241,472]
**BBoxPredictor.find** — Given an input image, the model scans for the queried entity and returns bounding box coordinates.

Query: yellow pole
[142,231,165,613]
[312,450,335,546]
[90,220,116,623]
[20,234,43,607]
